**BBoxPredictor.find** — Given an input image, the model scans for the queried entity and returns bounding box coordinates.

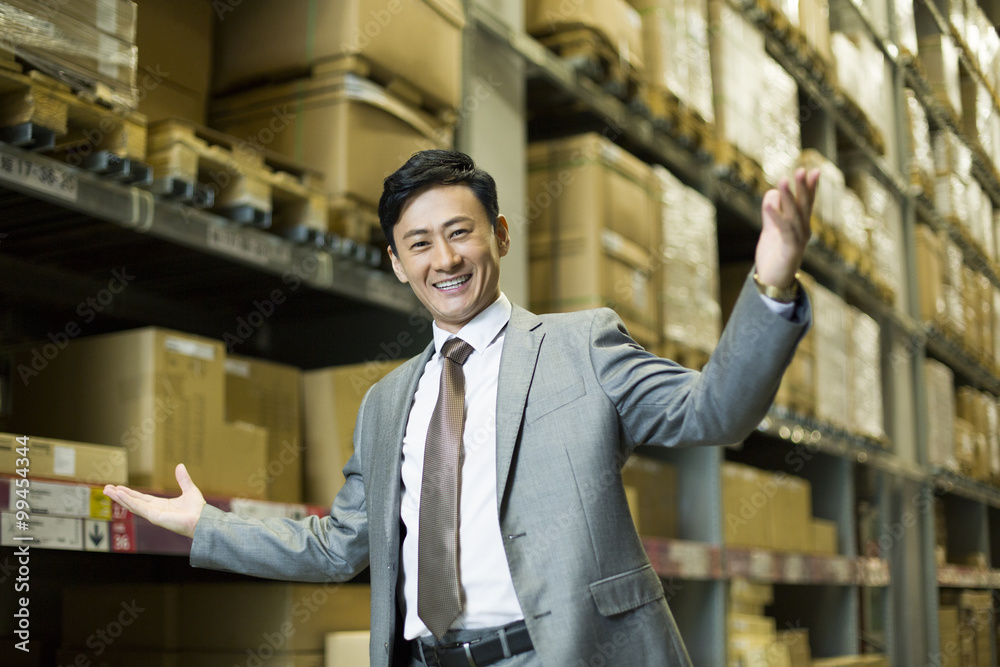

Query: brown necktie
[418,337,474,639]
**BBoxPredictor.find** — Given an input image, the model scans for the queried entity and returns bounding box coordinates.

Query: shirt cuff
[759,292,797,320]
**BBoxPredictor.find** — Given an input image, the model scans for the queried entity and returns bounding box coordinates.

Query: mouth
[433,274,472,292]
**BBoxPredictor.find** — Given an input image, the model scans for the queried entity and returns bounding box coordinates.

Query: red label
[111,508,135,553]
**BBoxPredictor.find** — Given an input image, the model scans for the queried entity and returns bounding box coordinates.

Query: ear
[388,247,409,284]
[495,215,511,258]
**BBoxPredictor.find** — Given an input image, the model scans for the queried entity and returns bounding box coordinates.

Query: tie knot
[441,337,474,366]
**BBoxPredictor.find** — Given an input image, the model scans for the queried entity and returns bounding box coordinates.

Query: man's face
[389,185,510,334]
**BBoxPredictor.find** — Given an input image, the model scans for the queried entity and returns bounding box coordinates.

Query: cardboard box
[915,224,945,324]
[774,275,816,418]
[847,307,884,441]
[302,360,406,505]
[811,282,850,429]
[777,628,811,667]
[61,584,180,650]
[811,518,838,555]
[136,79,207,125]
[722,463,773,549]
[212,0,465,111]
[225,356,303,502]
[727,612,776,636]
[325,631,370,667]
[0,432,127,485]
[210,72,451,209]
[621,456,678,539]
[919,33,962,117]
[924,358,957,471]
[11,327,269,498]
[526,0,644,76]
[178,583,371,652]
[798,0,832,65]
[527,134,660,347]
[938,606,961,667]
[708,0,767,163]
[135,0,213,96]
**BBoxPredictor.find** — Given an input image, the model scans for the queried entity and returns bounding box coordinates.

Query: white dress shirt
[400,292,520,640]
[398,290,795,639]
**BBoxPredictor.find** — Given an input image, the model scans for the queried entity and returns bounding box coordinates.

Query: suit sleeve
[188,391,373,582]
[591,270,811,451]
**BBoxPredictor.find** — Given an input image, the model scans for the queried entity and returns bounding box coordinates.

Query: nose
[430,239,462,272]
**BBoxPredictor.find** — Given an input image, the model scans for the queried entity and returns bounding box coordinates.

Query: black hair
[379,149,499,252]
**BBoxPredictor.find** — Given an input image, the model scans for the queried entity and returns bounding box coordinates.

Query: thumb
[175,463,199,495]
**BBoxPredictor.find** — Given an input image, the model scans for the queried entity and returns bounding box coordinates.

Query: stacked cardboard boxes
[905,89,936,194]
[622,456,678,538]
[0,432,127,485]
[654,165,720,356]
[955,385,999,482]
[727,579,799,666]
[632,0,714,122]
[925,358,959,472]
[0,0,139,108]
[708,0,767,165]
[224,355,302,503]
[831,31,891,148]
[208,0,462,236]
[526,0,645,81]
[950,590,993,667]
[10,328,272,499]
[760,57,802,186]
[302,359,407,505]
[810,282,850,429]
[722,462,837,554]
[527,133,661,347]
[847,167,902,301]
[848,307,885,442]
[920,33,963,118]
[59,582,371,665]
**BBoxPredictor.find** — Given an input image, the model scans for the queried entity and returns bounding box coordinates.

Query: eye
[410,240,429,250]
[451,228,469,238]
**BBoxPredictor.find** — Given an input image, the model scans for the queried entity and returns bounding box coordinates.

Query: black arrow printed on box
[89,523,104,547]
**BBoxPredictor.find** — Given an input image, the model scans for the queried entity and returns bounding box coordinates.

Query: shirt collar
[432,292,512,356]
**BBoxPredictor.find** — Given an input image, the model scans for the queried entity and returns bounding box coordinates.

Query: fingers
[175,463,197,495]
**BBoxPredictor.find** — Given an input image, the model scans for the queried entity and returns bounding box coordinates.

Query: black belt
[410,620,533,667]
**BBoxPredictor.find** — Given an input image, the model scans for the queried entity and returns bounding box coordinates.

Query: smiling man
[105,149,819,667]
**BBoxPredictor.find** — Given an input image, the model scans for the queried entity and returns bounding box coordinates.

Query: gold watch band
[753,272,800,303]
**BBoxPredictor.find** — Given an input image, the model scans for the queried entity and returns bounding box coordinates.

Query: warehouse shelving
[1,0,998,664]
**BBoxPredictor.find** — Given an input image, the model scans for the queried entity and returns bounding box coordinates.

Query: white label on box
[53,445,76,477]
[749,550,773,580]
[15,481,89,517]
[601,229,624,254]
[224,359,252,378]
[783,555,805,582]
[1,512,83,550]
[164,336,216,361]
[0,153,79,202]
[672,542,710,579]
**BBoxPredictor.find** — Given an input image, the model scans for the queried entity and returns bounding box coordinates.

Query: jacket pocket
[589,563,665,617]
[525,379,586,424]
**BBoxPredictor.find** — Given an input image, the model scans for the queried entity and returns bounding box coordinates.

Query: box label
[53,445,77,476]
[0,153,79,202]
[164,336,216,361]
[224,359,252,377]
[14,480,89,517]
[1,512,83,549]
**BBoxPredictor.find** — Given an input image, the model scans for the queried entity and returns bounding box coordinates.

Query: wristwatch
[753,272,800,303]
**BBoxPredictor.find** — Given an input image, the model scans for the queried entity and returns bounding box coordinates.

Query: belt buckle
[418,638,479,667]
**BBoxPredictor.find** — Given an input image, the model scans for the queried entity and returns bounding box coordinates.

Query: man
[104,149,819,666]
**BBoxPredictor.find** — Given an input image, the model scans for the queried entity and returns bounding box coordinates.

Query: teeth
[435,275,470,289]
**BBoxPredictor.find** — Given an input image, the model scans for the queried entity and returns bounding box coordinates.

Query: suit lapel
[371,342,435,543]
[495,305,544,514]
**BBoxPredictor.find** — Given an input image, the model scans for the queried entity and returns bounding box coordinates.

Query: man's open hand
[755,167,821,289]
[103,463,207,538]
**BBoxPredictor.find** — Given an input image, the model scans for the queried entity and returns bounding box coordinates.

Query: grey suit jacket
[190,271,810,666]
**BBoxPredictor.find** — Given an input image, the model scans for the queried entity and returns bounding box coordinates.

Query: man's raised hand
[103,463,207,539]
[755,167,821,289]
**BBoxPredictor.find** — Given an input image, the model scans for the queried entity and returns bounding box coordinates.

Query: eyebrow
[401,216,474,240]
